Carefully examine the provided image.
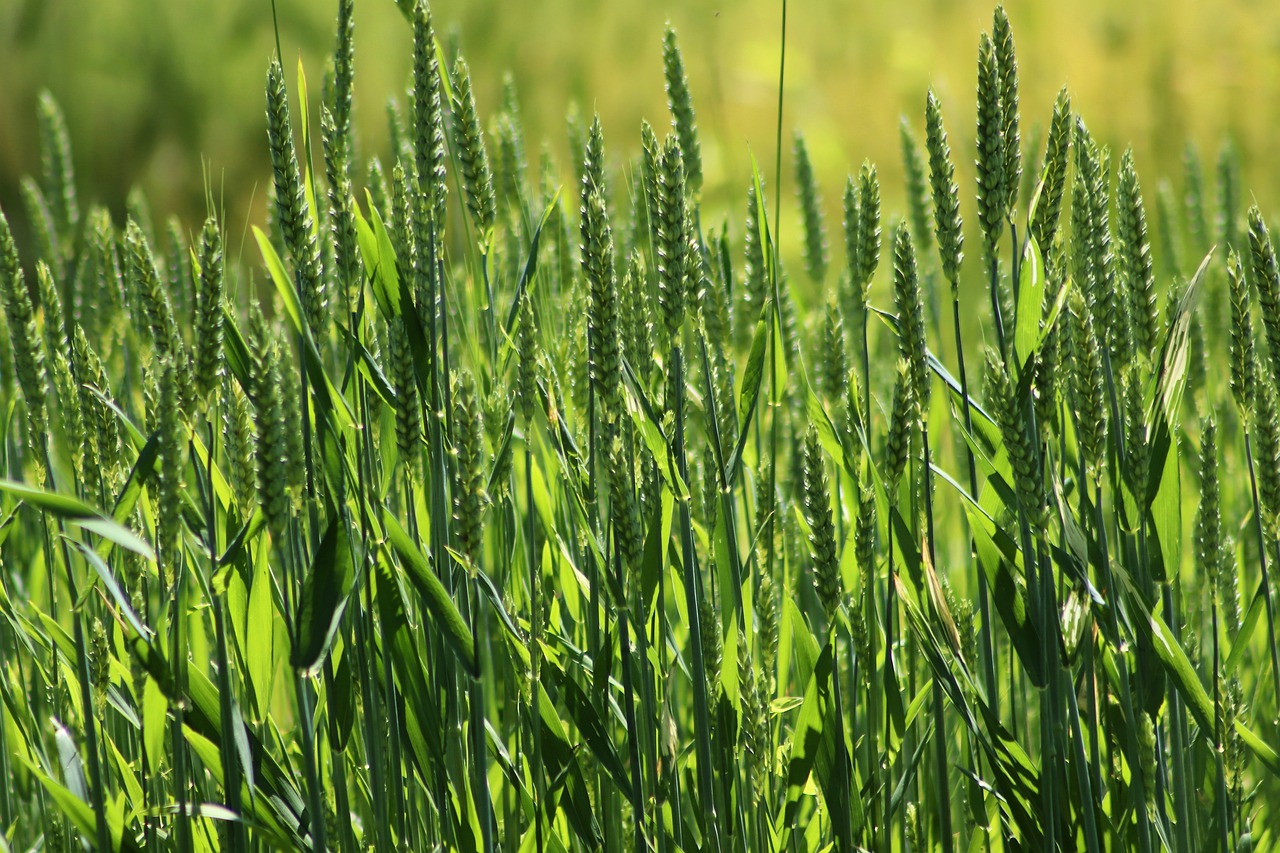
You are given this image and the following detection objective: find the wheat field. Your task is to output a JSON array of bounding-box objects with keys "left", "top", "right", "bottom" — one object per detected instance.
[{"left": 0, "top": 2, "right": 1276, "bottom": 851}]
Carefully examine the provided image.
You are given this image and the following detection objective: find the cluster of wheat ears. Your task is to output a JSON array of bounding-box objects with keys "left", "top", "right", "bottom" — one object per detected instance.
[{"left": 0, "top": 1, "right": 1278, "bottom": 851}]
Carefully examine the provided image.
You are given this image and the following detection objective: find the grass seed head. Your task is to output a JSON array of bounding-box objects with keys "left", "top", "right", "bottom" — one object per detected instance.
[
  {"left": 975, "top": 30, "right": 1006, "bottom": 257},
  {"left": 365, "top": 156, "right": 390, "bottom": 228},
  {"left": 19, "top": 178, "right": 62, "bottom": 285},
  {"left": 265, "top": 58, "right": 327, "bottom": 336},
  {"left": 798, "top": 422, "right": 839, "bottom": 617},
  {"left": 621, "top": 250, "right": 654, "bottom": 375},
  {"left": 857, "top": 162, "right": 881, "bottom": 297},
  {"left": 993, "top": 5, "right": 1021, "bottom": 214},
  {"left": 986, "top": 347, "right": 1046, "bottom": 526},
  {"left": 126, "top": 219, "right": 181, "bottom": 362},
  {"left": 582, "top": 114, "right": 608, "bottom": 203},
  {"left": 1069, "top": 291, "right": 1107, "bottom": 475},
  {"left": 638, "top": 120, "right": 662, "bottom": 247},
  {"left": 702, "top": 229, "right": 734, "bottom": 353},
  {"left": 89, "top": 616, "right": 110, "bottom": 716},
  {"left": 387, "top": 96, "right": 411, "bottom": 170},
  {"left": 842, "top": 365, "right": 864, "bottom": 460},
  {"left": 389, "top": 317, "right": 422, "bottom": 470},
  {"left": 491, "top": 109, "right": 527, "bottom": 217},
  {"left": 412, "top": 3, "right": 448, "bottom": 229},
  {"left": 1222, "top": 536, "right": 1242, "bottom": 637},
  {"left": 698, "top": 592, "right": 722, "bottom": 695},
  {"left": 1252, "top": 377, "right": 1280, "bottom": 533},
  {"left": 1117, "top": 148, "right": 1159, "bottom": 358},
  {"left": 1154, "top": 178, "right": 1183, "bottom": 277},
  {"left": 1121, "top": 371, "right": 1149, "bottom": 500},
  {"left": 1228, "top": 250, "right": 1257, "bottom": 418},
  {"left": 50, "top": 342, "right": 84, "bottom": 479},
  {"left": 409, "top": 168, "right": 438, "bottom": 334},
  {"left": 1034, "top": 307, "right": 1063, "bottom": 434},
  {"left": 656, "top": 136, "right": 689, "bottom": 342},
  {"left": 165, "top": 216, "right": 193, "bottom": 322},
  {"left": 1030, "top": 88, "right": 1072, "bottom": 254},
  {"left": 34, "top": 257, "right": 66, "bottom": 362},
  {"left": 1196, "top": 417, "right": 1224, "bottom": 593},
  {"left": 452, "top": 370, "right": 488, "bottom": 568},
  {"left": 193, "top": 217, "right": 224, "bottom": 405},
  {"left": 222, "top": 379, "right": 258, "bottom": 518},
  {"left": 755, "top": 464, "right": 780, "bottom": 569},
  {"left": 36, "top": 90, "right": 78, "bottom": 243},
  {"left": 72, "top": 325, "right": 121, "bottom": 497},
  {"left": 500, "top": 72, "right": 525, "bottom": 148},
  {"left": 1138, "top": 711, "right": 1158, "bottom": 809},
  {"left": 925, "top": 89, "right": 964, "bottom": 292},
  {"left": 1184, "top": 142, "right": 1210, "bottom": 256},
  {"left": 330, "top": 0, "right": 355, "bottom": 136},
  {"left": 892, "top": 221, "right": 929, "bottom": 417},
  {"left": 156, "top": 359, "right": 186, "bottom": 588},
  {"left": 710, "top": 350, "right": 739, "bottom": 454},
  {"left": 662, "top": 25, "right": 701, "bottom": 193},
  {"left": 855, "top": 484, "right": 876, "bottom": 578},
  {"left": 1070, "top": 133, "right": 1096, "bottom": 297},
  {"left": 516, "top": 290, "right": 539, "bottom": 427},
  {"left": 391, "top": 162, "right": 416, "bottom": 284},
  {"left": 582, "top": 188, "right": 622, "bottom": 424},
  {"left": 0, "top": 207, "right": 49, "bottom": 439},
  {"left": 609, "top": 438, "right": 643, "bottom": 572},
  {"left": 1247, "top": 205, "right": 1280, "bottom": 385},
  {"left": 794, "top": 130, "right": 828, "bottom": 284},
  {"left": 494, "top": 111, "right": 524, "bottom": 220},
  {"left": 565, "top": 287, "right": 591, "bottom": 416},
  {"left": 736, "top": 624, "right": 767, "bottom": 799},
  {"left": 451, "top": 56, "right": 497, "bottom": 235},
  {"left": 755, "top": 569, "right": 779, "bottom": 685},
  {"left": 820, "top": 296, "right": 848, "bottom": 405},
  {"left": 700, "top": 446, "right": 720, "bottom": 532},
  {"left": 885, "top": 359, "right": 914, "bottom": 492},
  {"left": 246, "top": 306, "right": 292, "bottom": 542},
  {"left": 86, "top": 206, "right": 126, "bottom": 336},
  {"left": 842, "top": 175, "right": 862, "bottom": 306},
  {"left": 321, "top": 107, "right": 361, "bottom": 307},
  {"left": 743, "top": 179, "right": 768, "bottom": 318},
  {"left": 900, "top": 118, "right": 933, "bottom": 255}
]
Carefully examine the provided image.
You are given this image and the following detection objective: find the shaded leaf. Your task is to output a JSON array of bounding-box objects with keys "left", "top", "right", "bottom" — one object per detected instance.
[{"left": 290, "top": 513, "right": 355, "bottom": 675}]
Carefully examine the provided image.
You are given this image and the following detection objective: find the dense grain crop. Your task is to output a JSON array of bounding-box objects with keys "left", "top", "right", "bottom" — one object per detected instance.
[{"left": 0, "top": 2, "right": 1278, "bottom": 851}]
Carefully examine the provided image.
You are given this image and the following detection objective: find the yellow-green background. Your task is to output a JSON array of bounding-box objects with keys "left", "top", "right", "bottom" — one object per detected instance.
[{"left": 1, "top": 0, "right": 1275, "bottom": 252}]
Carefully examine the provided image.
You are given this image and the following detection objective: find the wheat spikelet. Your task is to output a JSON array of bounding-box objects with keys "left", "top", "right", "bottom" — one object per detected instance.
[
  {"left": 413, "top": 2, "right": 448, "bottom": 229},
  {"left": 900, "top": 119, "right": 933, "bottom": 255},
  {"left": 794, "top": 130, "right": 828, "bottom": 284},
  {"left": 662, "top": 26, "right": 701, "bottom": 193},
  {"left": 986, "top": 348, "right": 1045, "bottom": 526},
  {"left": 1029, "top": 88, "right": 1071, "bottom": 256},
  {"left": 1228, "top": 250, "right": 1257, "bottom": 418},
  {"left": 975, "top": 31, "right": 1006, "bottom": 258},
  {"left": 452, "top": 370, "right": 488, "bottom": 568},
  {"left": 1117, "top": 148, "right": 1159, "bottom": 357},
  {"left": 452, "top": 57, "right": 497, "bottom": 235},
  {"left": 193, "top": 217, "right": 224, "bottom": 406},
  {"left": 892, "top": 222, "right": 929, "bottom": 417},
  {"left": 19, "top": 177, "right": 62, "bottom": 285},
  {"left": 925, "top": 90, "right": 964, "bottom": 292},
  {"left": 36, "top": 90, "right": 79, "bottom": 243},
  {"left": 265, "top": 58, "right": 327, "bottom": 337},
  {"left": 993, "top": 6, "right": 1021, "bottom": 213}
]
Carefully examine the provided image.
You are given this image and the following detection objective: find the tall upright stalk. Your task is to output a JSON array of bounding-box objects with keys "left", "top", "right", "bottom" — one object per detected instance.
[{"left": 671, "top": 343, "right": 719, "bottom": 850}]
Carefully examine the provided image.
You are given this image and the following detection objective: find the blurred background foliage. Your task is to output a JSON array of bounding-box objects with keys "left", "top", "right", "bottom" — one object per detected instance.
[{"left": 1, "top": 0, "right": 1276, "bottom": 265}]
